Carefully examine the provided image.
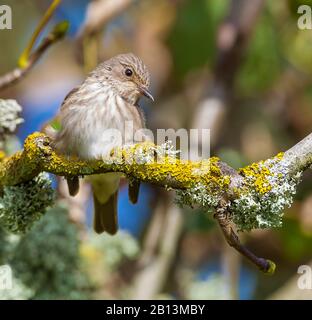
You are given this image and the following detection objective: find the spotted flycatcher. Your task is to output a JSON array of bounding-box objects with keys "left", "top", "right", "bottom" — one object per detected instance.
[{"left": 49, "top": 53, "right": 153, "bottom": 235}]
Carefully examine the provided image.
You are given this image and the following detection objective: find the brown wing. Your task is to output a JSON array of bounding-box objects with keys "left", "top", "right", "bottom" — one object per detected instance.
[
  {"left": 135, "top": 102, "right": 146, "bottom": 128},
  {"left": 44, "top": 87, "right": 82, "bottom": 196},
  {"left": 60, "top": 86, "right": 80, "bottom": 112},
  {"left": 41, "top": 86, "right": 80, "bottom": 135}
]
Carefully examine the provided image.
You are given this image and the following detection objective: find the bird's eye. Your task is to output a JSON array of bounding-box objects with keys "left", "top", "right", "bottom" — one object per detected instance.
[{"left": 125, "top": 68, "right": 133, "bottom": 77}]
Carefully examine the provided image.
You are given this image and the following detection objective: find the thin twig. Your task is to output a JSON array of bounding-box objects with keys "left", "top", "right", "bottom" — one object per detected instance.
[
  {"left": 18, "top": 0, "right": 62, "bottom": 68},
  {"left": 214, "top": 200, "right": 275, "bottom": 274},
  {"left": 0, "top": 19, "right": 68, "bottom": 91}
]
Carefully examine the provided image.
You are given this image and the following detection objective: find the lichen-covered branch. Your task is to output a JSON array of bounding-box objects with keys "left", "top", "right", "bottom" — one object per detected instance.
[
  {"left": 1, "top": 131, "right": 311, "bottom": 273},
  {"left": 0, "top": 132, "right": 231, "bottom": 190},
  {"left": 1, "top": 131, "right": 311, "bottom": 214}
]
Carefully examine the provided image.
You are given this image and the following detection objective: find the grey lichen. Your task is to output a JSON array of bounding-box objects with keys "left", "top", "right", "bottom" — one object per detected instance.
[
  {"left": 0, "top": 99, "right": 24, "bottom": 147},
  {"left": 175, "top": 183, "right": 220, "bottom": 212},
  {"left": 109, "top": 140, "right": 181, "bottom": 165},
  {"left": 231, "top": 155, "right": 301, "bottom": 231},
  {"left": 0, "top": 173, "right": 55, "bottom": 233},
  {"left": 10, "top": 203, "right": 91, "bottom": 299},
  {"left": 175, "top": 153, "right": 301, "bottom": 232}
]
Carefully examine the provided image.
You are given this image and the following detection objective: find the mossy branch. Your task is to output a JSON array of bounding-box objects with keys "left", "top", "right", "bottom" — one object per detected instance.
[{"left": 1, "top": 131, "right": 311, "bottom": 273}]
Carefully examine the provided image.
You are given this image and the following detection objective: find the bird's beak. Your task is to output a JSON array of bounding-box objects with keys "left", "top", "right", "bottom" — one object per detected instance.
[{"left": 139, "top": 86, "right": 154, "bottom": 102}]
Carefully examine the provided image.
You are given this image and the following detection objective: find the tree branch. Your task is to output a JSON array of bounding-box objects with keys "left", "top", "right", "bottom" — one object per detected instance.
[
  {"left": 283, "top": 133, "right": 312, "bottom": 175},
  {"left": 0, "top": 132, "right": 233, "bottom": 189},
  {"left": 215, "top": 201, "right": 275, "bottom": 274},
  {"left": 0, "top": 131, "right": 311, "bottom": 273},
  {"left": 18, "top": 0, "right": 63, "bottom": 68}
]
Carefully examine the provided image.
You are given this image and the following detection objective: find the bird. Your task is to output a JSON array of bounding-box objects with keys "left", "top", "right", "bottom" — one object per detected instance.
[{"left": 47, "top": 53, "right": 154, "bottom": 235}]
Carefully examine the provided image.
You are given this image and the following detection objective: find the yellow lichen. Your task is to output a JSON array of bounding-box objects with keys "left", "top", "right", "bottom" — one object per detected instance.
[
  {"left": 276, "top": 152, "right": 284, "bottom": 160},
  {"left": 0, "top": 150, "right": 6, "bottom": 161},
  {"left": 239, "top": 153, "right": 284, "bottom": 195},
  {"left": 1, "top": 132, "right": 231, "bottom": 195}
]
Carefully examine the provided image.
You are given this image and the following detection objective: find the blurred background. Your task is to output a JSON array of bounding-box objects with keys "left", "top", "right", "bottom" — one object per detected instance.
[{"left": 1, "top": 0, "right": 312, "bottom": 300}]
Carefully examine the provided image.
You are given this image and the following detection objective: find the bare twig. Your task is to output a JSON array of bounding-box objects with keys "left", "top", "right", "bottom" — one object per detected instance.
[
  {"left": 18, "top": 0, "right": 62, "bottom": 68},
  {"left": 215, "top": 200, "right": 275, "bottom": 274},
  {"left": 0, "top": 21, "right": 69, "bottom": 91}
]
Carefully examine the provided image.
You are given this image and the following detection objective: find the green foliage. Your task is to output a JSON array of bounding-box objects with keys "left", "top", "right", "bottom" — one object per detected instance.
[
  {"left": 285, "top": 29, "right": 312, "bottom": 73},
  {"left": 237, "top": 12, "right": 282, "bottom": 95},
  {"left": 0, "top": 173, "right": 55, "bottom": 234},
  {"left": 287, "top": 0, "right": 312, "bottom": 16},
  {"left": 216, "top": 148, "right": 247, "bottom": 170},
  {"left": 184, "top": 210, "right": 216, "bottom": 233},
  {"left": 278, "top": 217, "right": 312, "bottom": 261},
  {"left": 168, "top": 0, "right": 228, "bottom": 81},
  {"left": 10, "top": 203, "right": 91, "bottom": 299}
]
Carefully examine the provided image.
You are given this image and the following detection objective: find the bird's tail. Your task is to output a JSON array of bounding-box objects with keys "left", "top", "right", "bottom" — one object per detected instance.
[
  {"left": 90, "top": 173, "right": 121, "bottom": 235},
  {"left": 93, "top": 190, "right": 118, "bottom": 235},
  {"left": 128, "top": 179, "right": 140, "bottom": 204},
  {"left": 67, "top": 176, "right": 80, "bottom": 196}
]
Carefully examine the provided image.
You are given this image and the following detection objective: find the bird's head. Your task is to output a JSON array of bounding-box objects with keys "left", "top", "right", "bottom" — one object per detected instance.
[{"left": 93, "top": 53, "right": 153, "bottom": 105}]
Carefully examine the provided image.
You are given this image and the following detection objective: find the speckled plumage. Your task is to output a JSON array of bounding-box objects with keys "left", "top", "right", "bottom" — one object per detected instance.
[
  {"left": 54, "top": 53, "right": 150, "bottom": 159},
  {"left": 51, "top": 53, "right": 153, "bottom": 235}
]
